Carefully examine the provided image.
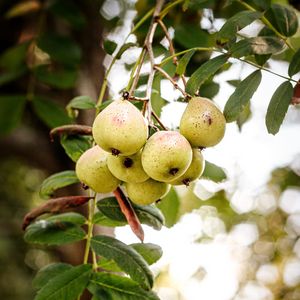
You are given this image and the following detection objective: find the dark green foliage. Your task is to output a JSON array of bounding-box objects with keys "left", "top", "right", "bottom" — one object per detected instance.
[{"left": 202, "top": 161, "right": 227, "bottom": 182}]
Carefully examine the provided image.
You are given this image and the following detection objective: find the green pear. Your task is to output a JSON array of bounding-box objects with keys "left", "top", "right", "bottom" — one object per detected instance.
[
  {"left": 107, "top": 150, "right": 149, "bottom": 183},
  {"left": 169, "top": 149, "right": 205, "bottom": 186},
  {"left": 125, "top": 178, "right": 170, "bottom": 205},
  {"left": 92, "top": 99, "right": 148, "bottom": 156},
  {"left": 141, "top": 131, "right": 193, "bottom": 182},
  {"left": 180, "top": 97, "right": 226, "bottom": 147},
  {"left": 75, "top": 145, "right": 120, "bottom": 193}
]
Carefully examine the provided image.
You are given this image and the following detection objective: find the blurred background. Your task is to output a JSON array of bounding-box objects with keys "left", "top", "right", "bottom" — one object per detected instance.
[{"left": 0, "top": 0, "right": 300, "bottom": 299}]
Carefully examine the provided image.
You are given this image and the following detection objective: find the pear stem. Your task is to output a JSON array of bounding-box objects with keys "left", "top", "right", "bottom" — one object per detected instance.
[{"left": 151, "top": 111, "right": 168, "bottom": 130}]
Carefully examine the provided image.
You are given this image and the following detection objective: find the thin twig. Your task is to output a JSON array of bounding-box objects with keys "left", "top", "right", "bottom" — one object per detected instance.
[
  {"left": 151, "top": 110, "right": 168, "bottom": 130},
  {"left": 154, "top": 65, "right": 190, "bottom": 98}
]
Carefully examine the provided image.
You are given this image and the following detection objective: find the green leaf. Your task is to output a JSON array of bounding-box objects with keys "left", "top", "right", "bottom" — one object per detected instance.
[
  {"left": 67, "top": 96, "right": 96, "bottom": 110},
  {"left": 91, "top": 235, "right": 153, "bottom": 289},
  {"left": 176, "top": 50, "right": 195, "bottom": 76},
  {"left": 97, "top": 99, "right": 114, "bottom": 111},
  {"left": 151, "top": 76, "right": 166, "bottom": 117},
  {"left": 97, "top": 258, "right": 122, "bottom": 273},
  {"left": 264, "top": 4, "right": 298, "bottom": 37},
  {"left": 46, "top": 212, "right": 86, "bottom": 225},
  {"left": 0, "top": 67, "right": 27, "bottom": 86},
  {"left": 230, "top": 36, "right": 284, "bottom": 58},
  {"left": 60, "top": 134, "right": 92, "bottom": 162},
  {"left": 186, "top": 54, "right": 228, "bottom": 95},
  {"left": 218, "top": 11, "right": 262, "bottom": 43},
  {"left": 32, "top": 96, "right": 72, "bottom": 128},
  {"left": 89, "top": 273, "right": 160, "bottom": 300},
  {"left": 116, "top": 43, "right": 137, "bottom": 60},
  {"left": 40, "top": 170, "right": 79, "bottom": 199},
  {"left": 34, "top": 65, "right": 78, "bottom": 89},
  {"left": 93, "top": 211, "right": 126, "bottom": 227},
  {"left": 103, "top": 40, "right": 118, "bottom": 55},
  {"left": 0, "top": 41, "right": 30, "bottom": 70},
  {"left": 97, "top": 197, "right": 164, "bottom": 230},
  {"left": 288, "top": 48, "right": 300, "bottom": 77},
  {"left": 156, "top": 187, "right": 180, "bottom": 228},
  {"left": 35, "top": 264, "right": 92, "bottom": 300},
  {"left": 33, "top": 263, "right": 72, "bottom": 290},
  {"left": 265, "top": 81, "right": 293, "bottom": 135},
  {"left": 202, "top": 161, "right": 227, "bottom": 182},
  {"left": 0, "top": 95, "right": 26, "bottom": 135},
  {"left": 224, "top": 70, "right": 262, "bottom": 122},
  {"left": 200, "top": 81, "right": 220, "bottom": 99},
  {"left": 48, "top": 0, "right": 86, "bottom": 30},
  {"left": 24, "top": 220, "right": 86, "bottom": 245},
  {"left": 130, "top": 243, "right": 162, "bottom": 265},
  {"left": 174, "top": 25, "right": 210, "bottom": 48},
  {"left": 37, "top": 34, "right": 81, "bottom": 66},
  {"left": 237, "top": 102, "right": 252, "bottom": 131}
]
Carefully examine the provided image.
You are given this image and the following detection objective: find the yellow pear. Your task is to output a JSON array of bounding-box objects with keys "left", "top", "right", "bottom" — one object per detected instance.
[
  {"left": 107, "top": 150, "right": 149, "bottom": 183},
  {"left": 125, "top": 178, "right": 170, "bottom": 205},
  {"left": 180, "top": 97, "right": 226, "bottom": 147},
  {"left": 92, "top": 99, "right": 148, "bottom": 155},
  {"left": 141, "top": 131, "right": 193, "bottom": 182},
  {"left": 75, "top": 145, "right": 120, "bottom": 193},
  {"left": 169, "top": 149, "right": 205, "bottom": 186}
]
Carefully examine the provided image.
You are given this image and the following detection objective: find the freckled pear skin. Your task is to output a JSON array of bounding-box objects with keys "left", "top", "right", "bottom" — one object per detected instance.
[
  {"left": 75, "top": 146, "right": 120, "bottom": 193},
  {"left": 180, "top": 97, "right": 226, "bottom": 147},
  {"left": 107, "top": 150, "right": 149, "bottom": 183},
  {"left": 141, "top": 131, "right": 193, "bottom": 182},
  {"left": 125, "top": 179, "right": 170, "bottom": 205},
  {"left": 169, "top": 149, "right": 205, "bottom": 185},
  {"left": 92, "top": 99, "right": 148, "bottom": 155}
]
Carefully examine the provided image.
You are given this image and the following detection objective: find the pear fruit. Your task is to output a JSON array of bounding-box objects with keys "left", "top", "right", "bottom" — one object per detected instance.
[
  {"left": 107, "top": 150, "right": 149, "bottom": 183},
  {"left": 125, "top": 178, "right": 170, "bottom": 205},
  {"left": 169, "top": 149, "right": 205, "bottom": 186},
  {"left": 141, "top": 131, "right": 193, "bottom": 182},
  {"left": 76, "top": 145, "right": 120, "bottom": 193},
  {"left": 180, "top": 97, "right": 226, "bottom": 147},
  {"left": 92, "top": 99, "right": 148, "bottom": 156}
]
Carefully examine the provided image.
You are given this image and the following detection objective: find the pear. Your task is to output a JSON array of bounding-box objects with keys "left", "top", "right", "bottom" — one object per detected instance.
[
  {"left": 125, "top": 178, "right": 170, "bottom": 205},
  {"left": 107, "top": 150, "right": 149, "bottom": 183},
  {"left": 169, "top": 149, "right": 205, "bottom": 186},
  {"left": 92, "top": 99, "right": 148, "bottom": 156},
  {"left": 141, "top": 131, "right": 193, "bottom": 182},
  {"left": 75, "top": 145, "right": 120, "bottom": 193},
  {"left": 180, "top": 97, "right": 226, "bottom": 147}
]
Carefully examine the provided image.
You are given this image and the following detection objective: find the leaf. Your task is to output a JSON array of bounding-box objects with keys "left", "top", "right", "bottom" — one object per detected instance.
[
  {"left": 37, "top": 34, "right": 81, "bottom": 66},
  {"left": 24, "top": 219, "right": 86, "bottom": 245},
  {"left": 156, "top": 187, "right": 180, "bottom": 228},
  {"left": 176, "top": 50, "right": 195, "bottom": 76},
  {"left": 93, "top": 211, "right": 126, "bottom": 227},
  {"left": 130, "top": 243, "right": 162, "bottom": 265},
  {"left": 0, "top": 67, "right": 27, "bottom": 86},
  {"left": 40, "top": 170, "right": 79, "bottom": 199},
  {"left": 265, "top": 81, "right": 293, "bottom": 135},
  {"left": 151, "top": 76, "right": 166, "bottom": 117},
  {"left": 5, "top": 1, "right": 40, "bottom": 18},
  {"left": 116, "top": 43, "right": 137, "bottom": 59},
  {"left": 33, "top": 263, "right": 72, "bottom": 290},
  {"left": 202, "top": 161, "right": 227, "bottom": 182},
  {"left": 264, "top": 4, "right": 298, "bottom": 37},
  {"left": 103, "top": 40, "right": 118, "bottom": 55},
  {"left": 218, "top": 11, "right": 262, "bottom": 43},
  {"left": 35, "top": 264, "right": 92, "bottom": 300},
  {"left": 46, "top": 212, "right": 86, "bottom": 225},
  {"left": 229, "top": 36, "right": 284, "bottom": 58},
  {"left": 34, "top": 65, "right": 78, "bottom": 89},
  {"left": 186, "top": 54, "right": 228, "bottom": 95},
  {"left": 0, "top": 95, "right": 26, "bottom": 135},
  {"left": 89, "top": 273, "right": 160, "bottom": 300},
  {"left": 97, "top": 197, "right": 164, "bottom": 230},
  {"left": 224, "top": 70, "right": 262, "bottom": 122},
  {"left": 200, "top": 81, "right": 220, "bottom": 99},
  {"left": 97, "top": 99, "right": 114, "bottom": 111},
  {"left": 48, "top": 0, "right": 86, "bottom": 30},
  {"left": 60, "top": 134, "right": 92, "bottom": 162},
  {"left": 32, "top": 96, "right": 72, "bottom": 128},
  {"left": 91, "top": 235, "right": 153, "bottom": 289},
  {"left": 237, "top": 102, "right": 252, "bottom": 131},
  {"left": 0, "top": 41, "right": 30, "bottom": 70},
  {"left": 288, "top": 48, "right": 300, "bottom": 77},
  {"left": 67, "top": 96, "right": 96, "bottom": 110}
]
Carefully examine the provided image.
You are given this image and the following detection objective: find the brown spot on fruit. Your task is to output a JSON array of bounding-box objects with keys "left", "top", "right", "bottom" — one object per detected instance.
[
  {"left": 123, "top": 157, "right": 133, "bottom": 168},
  {"left": 169, "top": 168, "right": 179, "bottom": 175},
  {"left": 111, "top": 148, "right": 120, "bottom": 156}
]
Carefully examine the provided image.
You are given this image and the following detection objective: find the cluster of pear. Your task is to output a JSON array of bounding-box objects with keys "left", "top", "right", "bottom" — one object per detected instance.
[{"left": 76, "top": 97, "right": 226, "bottom": 205}]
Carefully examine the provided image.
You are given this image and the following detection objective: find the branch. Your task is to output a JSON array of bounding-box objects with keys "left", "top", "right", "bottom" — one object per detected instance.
[{"left": 49, "top": 125, "right": 92, "bottom": 142}]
